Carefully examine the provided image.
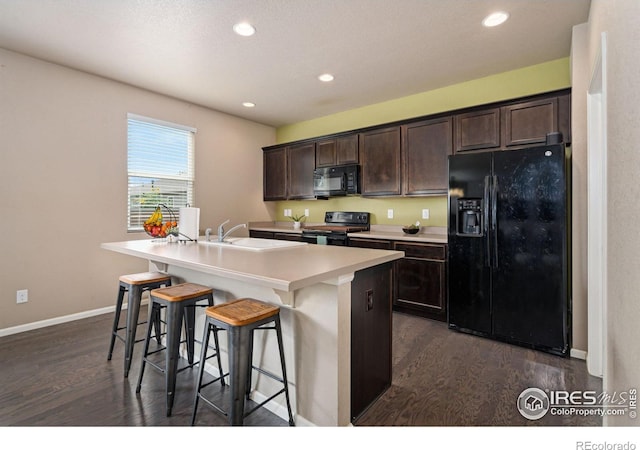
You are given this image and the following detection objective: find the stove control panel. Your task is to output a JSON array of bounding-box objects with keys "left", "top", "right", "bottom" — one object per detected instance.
[{"left": 324, "top": 211, "right": 370, "bottom": 225}]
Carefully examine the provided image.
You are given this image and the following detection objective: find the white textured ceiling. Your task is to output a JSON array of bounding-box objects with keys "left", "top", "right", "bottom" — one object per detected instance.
[{"left": 0, "top": 0, "right": 591, "bottom": 127}]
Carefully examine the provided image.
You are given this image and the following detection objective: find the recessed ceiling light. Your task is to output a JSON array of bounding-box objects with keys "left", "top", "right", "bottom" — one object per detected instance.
[
  {"left": 318, "top": 73, "right": 334, "bottom": 82},
  {"left": 482, "top": 11, "right": 509, "bottom": 27},
  {"left": 233, "top": 22, "right": 255, "bottom": 37},
  {"left": 242, "top": 102, "right": 255, "bottom": 108}
]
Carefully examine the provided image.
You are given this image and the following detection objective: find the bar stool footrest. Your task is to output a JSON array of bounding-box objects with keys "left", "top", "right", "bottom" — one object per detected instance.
[
  {"left": 243, "top": 388, "right": 287, "bottom": 420},
  {"left": 198, "top": 393, "right": 228, "bottom": 417},
  {"left": 199, "top": 372, "right": 228, "bottom": 390},
  {"left": 250, "top": 365, "right": 286, "bottom": 385}
]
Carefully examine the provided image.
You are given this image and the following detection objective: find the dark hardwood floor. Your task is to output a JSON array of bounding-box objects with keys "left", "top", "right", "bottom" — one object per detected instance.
[
  {"left": 0, "top": 306, "right": 285, "bottom": 427},
  {"left": 0, "top": 308, "right": 601, "bottom": 427},
  {"left": 355, "top": 312, "right": 602, "bottom": 427}
]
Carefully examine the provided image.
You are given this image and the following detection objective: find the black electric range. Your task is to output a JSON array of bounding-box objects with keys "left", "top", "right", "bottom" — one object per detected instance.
[{"left": 301, "top": 211, "right": 370, "bottom": 246}]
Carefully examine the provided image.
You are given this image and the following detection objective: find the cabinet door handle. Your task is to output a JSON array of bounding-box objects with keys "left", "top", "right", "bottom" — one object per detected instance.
[{"left": 366, "top": 289, "right": 374, "bottom": 311}]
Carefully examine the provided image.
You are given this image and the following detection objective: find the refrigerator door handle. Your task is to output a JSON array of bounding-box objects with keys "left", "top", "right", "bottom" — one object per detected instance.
[
  {"left": 483, "top": 175, "right": 491, "bottom": 267},
  {"left": 491, "top": 174, "right": 499, "bottom": 268}
]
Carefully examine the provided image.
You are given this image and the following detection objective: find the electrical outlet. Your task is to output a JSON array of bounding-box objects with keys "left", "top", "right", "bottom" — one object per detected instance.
[
  {"left": 422, "top": 209, "right": 430, "bottom": 219},
  {"left": 17, "top": 289, "right": 28, "bottom": 304},
  {"left": 304, "top": 208, "right": 309, "bottom": 217},
  {"left": 387, "top": 209, "right": 394, "bottom": 219},
  {"left": 284, "top": 209, "right": 291, "bottom": 217}
]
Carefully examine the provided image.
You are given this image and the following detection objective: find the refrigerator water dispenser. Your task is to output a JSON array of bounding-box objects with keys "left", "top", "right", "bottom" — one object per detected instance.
[{"left": 457, "top": 198, "right": 483, "bottom": 236}]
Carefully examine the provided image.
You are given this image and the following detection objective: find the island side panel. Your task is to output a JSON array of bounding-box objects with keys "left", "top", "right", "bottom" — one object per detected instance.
[
  {"left": 350, "top": 262, "right": 393, "bottom": 422},
  {"left": 160, "top": 263, "right": 351, "bottom": 426},
  {"left": 292, "top": 279, "right": 352, "bottom": 426}
]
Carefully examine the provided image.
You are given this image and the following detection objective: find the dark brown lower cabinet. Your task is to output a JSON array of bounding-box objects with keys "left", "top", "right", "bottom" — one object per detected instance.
[
  {"left": 393, "top": 242, "right": 447, "bottom": 322},
  {"left": 349, "top": 237, "right": 448, "bottom": 322},
  {"left": 351, "top": 262, "right": 393, "bottom": 422},
  {"left": 348, "top": 237, "right": 392, "bottom": 250},
  {"left": 273, "top": 232, "right": 304, "bottom": 241},
  {"left": 249, "top": 230, "right": 303, "bottom": 241},
  {"left": 248, "top": 230, "right": 275, "bottom": 239}
]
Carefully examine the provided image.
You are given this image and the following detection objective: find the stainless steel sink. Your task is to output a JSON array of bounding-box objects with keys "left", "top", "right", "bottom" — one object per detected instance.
[{"left": 200, "top": 237, "right": 307, "bottom": 252}]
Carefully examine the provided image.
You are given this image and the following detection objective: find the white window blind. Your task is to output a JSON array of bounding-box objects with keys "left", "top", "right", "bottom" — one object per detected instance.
[{"left": 127, "top": 114, "right": 195, "bottom": 231}]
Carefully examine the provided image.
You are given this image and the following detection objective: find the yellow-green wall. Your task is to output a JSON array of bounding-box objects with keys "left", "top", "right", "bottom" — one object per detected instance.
[
  {"left": 278, "top": 196, "right": 447, "bottom": 227},
  {"left": 274, "top": 58, "right": 571, "bottom": 227}
]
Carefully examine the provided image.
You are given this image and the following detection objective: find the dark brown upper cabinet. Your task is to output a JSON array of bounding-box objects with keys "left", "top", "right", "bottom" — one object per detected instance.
[
  {"left": 263, "top": 142, "right": 315, "bottom": 201},
  {"left": 315, "top": 139, "right": 336, "bottom": 167},
  {"left": 557, "top": 92, "right": 572, "bottom": 144},
  {"left": 454, "top": 91, "right": 571, "bottom": 154},
  {"left": 315, "top": 134, "right": 359, "bottom": 167},
  {"left": 286, "top": 142, "right": 316, "bottom": 199},
  {"left": 359, "top": 127, "right": 402, "bottom": 196},
  {"left": 263, "top": 147, "right": 287, "bottom": 201},
  {"left": 502, "top": 97, "right": 558, "bottom": 147},
  {"left": 264, "top": 89, "right": 571, "bottom": 200},
  {"left": 454, "top": 108, "right": 501, "bottom": 153},
  {"left": 402, "top": 117, "right": 453, "bottom": 195}
]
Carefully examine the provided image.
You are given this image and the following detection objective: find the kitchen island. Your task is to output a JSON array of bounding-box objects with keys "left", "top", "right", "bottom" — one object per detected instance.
[{"left": 101, "top": 238, "right": 403, "bottom": 426}]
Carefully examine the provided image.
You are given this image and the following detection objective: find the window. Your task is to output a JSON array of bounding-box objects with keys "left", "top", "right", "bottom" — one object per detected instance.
[{"left": 127, "top": 113, "right": 195, "bottom": 231}]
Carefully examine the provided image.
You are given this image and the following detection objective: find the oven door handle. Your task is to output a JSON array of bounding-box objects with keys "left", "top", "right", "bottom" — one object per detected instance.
[{"left": 303, "top": 230, "right": 331, "bottom": 236}]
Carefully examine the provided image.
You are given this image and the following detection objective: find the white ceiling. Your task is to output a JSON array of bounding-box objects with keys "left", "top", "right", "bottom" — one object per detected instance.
[{"left": 0, "top": 0, "right": 591, "bottom": 127}]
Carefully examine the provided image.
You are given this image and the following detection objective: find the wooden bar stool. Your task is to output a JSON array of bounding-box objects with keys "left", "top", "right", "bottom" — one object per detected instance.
[
  {"left": 191, "top": 298, "right": 295, "bottom": 426},
  {"left": 107, "top": 271, "right": 172, "bottom": 377},
  {"left": 136, "top": 282, "right": 215, "bottom": 417}
]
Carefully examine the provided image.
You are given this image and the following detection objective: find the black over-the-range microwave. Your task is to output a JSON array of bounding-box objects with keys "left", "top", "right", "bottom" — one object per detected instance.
[{"left": 313, "top": 164, "right": 360, "bottom": 197}]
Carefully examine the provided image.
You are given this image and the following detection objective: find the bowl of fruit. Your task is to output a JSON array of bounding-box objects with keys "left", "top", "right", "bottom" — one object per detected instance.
[
  {"left": 402, "top": 221, "right": 421, "bottom": 235},
  {"left": 143, "top": 205, "right": 179, "bottom": 239}
]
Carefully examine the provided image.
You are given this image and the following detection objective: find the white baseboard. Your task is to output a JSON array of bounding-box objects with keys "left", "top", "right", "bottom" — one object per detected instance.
[
  {"left": 0, "top": 301, "right": 148, "bottom": 338},
  {"left": 570, "top": 348, "right": 587, "bottom": 360}
]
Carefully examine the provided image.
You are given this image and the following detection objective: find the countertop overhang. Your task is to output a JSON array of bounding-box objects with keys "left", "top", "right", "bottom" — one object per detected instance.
[{"left": 101, "top": 239, "right": 403, "bottom": 294}]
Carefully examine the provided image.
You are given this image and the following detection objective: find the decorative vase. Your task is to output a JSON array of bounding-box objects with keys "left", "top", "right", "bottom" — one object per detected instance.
[{"left": 293, "top": 221, "right": 301, "bottom": 230}]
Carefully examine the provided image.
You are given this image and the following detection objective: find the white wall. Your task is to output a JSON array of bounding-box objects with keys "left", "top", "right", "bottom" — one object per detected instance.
[
  {"left": 0, "top": 48, "right": 275, "bottom": 330},
  {"left": 572, "top": 0, "right": 640, "bottom": 426}
]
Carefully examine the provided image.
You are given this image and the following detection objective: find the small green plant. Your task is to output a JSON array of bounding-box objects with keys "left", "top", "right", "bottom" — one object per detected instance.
[{"left": 291, "top": 213, "right": 306, "bottom": 222}]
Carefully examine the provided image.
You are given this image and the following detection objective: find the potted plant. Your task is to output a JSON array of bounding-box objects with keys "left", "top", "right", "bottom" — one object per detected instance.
[{"left": 291, "top": 213, "right": 306, "bottom": 230}]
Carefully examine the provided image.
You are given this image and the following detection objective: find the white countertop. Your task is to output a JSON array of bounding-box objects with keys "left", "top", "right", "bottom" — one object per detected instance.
[
  {"left": 351, "top": 229, "right": 448, "bottom": 244},
  {"left": 101, "top": 238, "right": 403, "bottom": 292},
  {"left": 248, "top": 221, "right": 448, "bottom": 244}
]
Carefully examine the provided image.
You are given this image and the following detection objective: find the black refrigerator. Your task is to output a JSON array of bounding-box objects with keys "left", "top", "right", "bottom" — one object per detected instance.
[{"left": 447, "top": 143, "right": 571, "bottom": 356}]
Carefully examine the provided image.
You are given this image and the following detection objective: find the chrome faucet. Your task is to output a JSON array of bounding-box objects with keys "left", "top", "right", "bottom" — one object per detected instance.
[{"left": 217, "top": 219, "right": 247, "bottom": 242}]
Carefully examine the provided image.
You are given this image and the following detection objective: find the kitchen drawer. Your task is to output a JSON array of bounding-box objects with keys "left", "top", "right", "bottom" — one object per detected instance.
[
  {"left": 249, "top": 230, "right": 275, "bottom": 239},
  {"left": 274, "top": 232, "right": 304, "bottom": 242},
  {"left": 349, "top": 237, "right": 393, "bottom": 250},
  {"left": 393, "top": 242, "right": 446, "bottom": 260}
]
